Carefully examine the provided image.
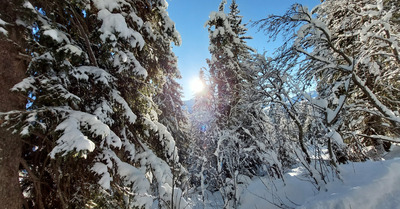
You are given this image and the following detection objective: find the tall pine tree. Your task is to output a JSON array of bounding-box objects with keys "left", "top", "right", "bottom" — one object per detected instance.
[
  {"left": 204, "top": 1, "right": 282, "bottom": 207},
  {"left": 1, "top": 0, "right": 188, "bottom": 208}
]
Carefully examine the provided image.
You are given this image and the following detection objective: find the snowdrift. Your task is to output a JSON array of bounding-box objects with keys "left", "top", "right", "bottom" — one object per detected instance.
[{"left": 240, "top": 156, "right": 400, "bottom": 209}]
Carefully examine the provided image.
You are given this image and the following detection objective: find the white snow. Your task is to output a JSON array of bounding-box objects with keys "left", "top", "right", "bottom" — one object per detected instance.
[
  {"left": 353, "top": 73, "right": 400, "bottom": 123},
  {"left": 50, "top": 117, "right": 96, "bottom": 159},
  {"left": 327, "top": 95, "right": 345, "bottom": 124},
  {"left": 43, "top": 29, "right": 70, "bottom": 43},
  {"left": 0, "top": 18, "right": 7, "bottom": 36},
  {"left": 239, "top": 155, "right": 400, "bottom": 209},
  {"left": 356, "top": 134, "right": 400, "bottom": 143},
  {"left": 159, "top": 10, "right": 181, "bottom": 45},
  {"left": 112, "top": 90, "right": 137, "bottom": 124},
  {"left": 49, "top": 110, "right": 118, "bottom": 158},
  {"left": 121, "top": 128, "right": 136, "bottom": 160},
  {"left": 113, "top": 50, "right": 148, "bottom": 78},
  {"left": 155, "top": 120, "right": 177, "bottom": 159},
  {"left": 94, "top": 100, "right": 115, "bottom": 126},
  {"left": 97, "top": 9, "right": 145, "bottom": 49},
  {"left": 0, "top": 27, "right": 7, "bottom": 36},
  {"left": 20, "top": 112, "right": 38, "bottom": 136},
  {"left": 188, "top": 146, "right": 400, "bottom": 209},
  {"left": 58, "top": 44, "right": 85, "bottom": 56},
  {"left": 134, "top": 143, "right": 184, "bottom": 208},
  {"left": 95, "top": 149, "right": 154, "bottom": 208},
  {"left": 93, "top": 0, "right": 125, "bottom": 11},
  {"left": 129, "top": 12, "right": 144, "bottom": 28},
  {"left": 22, "top": 1, "right": 35, "bottom": 11},
  {"left": 139, "top": 117, "right": 178, "bottom": 162},
  {"left": 313, "top": 98, "right": 328, "bottom": 109},
  {"left": 299, "top": 160, "right": 400, "bottom": 209},
  {"left": 11, "top": 76, "right": 37, "bottom": 92},
  {"left": 73, "top": 66, "right": 115, "bottom": 86},
  {"left": 91, "top": 162, "right": 112, "bottom": 190}
]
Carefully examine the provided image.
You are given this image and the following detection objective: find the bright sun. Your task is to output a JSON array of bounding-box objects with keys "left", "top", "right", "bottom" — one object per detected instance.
[{"left": 190, "top": 77, "right": 205, "bottom": 94}]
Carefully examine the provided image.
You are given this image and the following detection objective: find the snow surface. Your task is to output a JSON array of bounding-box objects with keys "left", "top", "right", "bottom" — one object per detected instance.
[
  {"left": 239, "top": 154, "right": 400, "bottom": 209},
  {"left": 192, "top": 146, "right": 400, "bottom": 209}
]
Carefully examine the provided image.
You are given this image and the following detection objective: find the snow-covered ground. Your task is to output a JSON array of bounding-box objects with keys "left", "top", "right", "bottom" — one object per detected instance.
[
  {"left": 192, "top": 145, "right": 400, "bottom": 209},
  {"left": 242, "top": 147, "right": 400, "bottom": 209}
]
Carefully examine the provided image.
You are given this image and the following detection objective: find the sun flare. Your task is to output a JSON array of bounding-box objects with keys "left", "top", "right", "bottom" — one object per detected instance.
[{"left": 190, "top": 77, "right": 205, "bottom": 94}]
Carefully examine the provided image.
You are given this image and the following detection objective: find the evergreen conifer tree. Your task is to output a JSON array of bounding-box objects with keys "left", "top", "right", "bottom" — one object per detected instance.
[
  {"left": 204, "top": 1, "right": 282, "bottom": 207},
  {"left": 1, "top": 0, "right": 188, "bottom": 208},
  {"left": 189, "top": 69, "right": 217, "bottom": 191}
]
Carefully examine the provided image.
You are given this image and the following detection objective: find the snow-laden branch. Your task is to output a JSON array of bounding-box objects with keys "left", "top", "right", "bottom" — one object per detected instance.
[
  {"left": 351, "top": 73, "right": 400, "bottom": 124},
  {"left": 50, "top": 108, "right": 122, "bottom": 158},
  {"left": 291, "top": 3, "right": 400, "bottom": 127},
  {"left": 352, "top": 133, "right": 400, "bottom": 143}
]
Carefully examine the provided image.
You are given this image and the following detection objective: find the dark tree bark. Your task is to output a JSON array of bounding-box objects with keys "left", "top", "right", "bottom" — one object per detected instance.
[{"left": 0, "top": 1, "right": 28, "bottom": 208}]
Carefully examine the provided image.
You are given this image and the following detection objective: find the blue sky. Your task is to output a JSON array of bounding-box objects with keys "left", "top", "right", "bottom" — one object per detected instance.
[{"left": 167, "top": 0, "right": 319, "bottom": 100}]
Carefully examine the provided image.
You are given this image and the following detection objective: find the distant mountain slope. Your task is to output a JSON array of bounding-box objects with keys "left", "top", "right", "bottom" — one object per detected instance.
[{"left": 183, "top": 99, "right": 194, "bottom": 113}]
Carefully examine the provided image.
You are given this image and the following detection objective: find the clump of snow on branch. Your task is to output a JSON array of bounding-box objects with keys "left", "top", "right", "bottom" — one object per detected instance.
[
  {"left": 97, "top": 9, "right": 145, "bottom": 49},
  {"left": 49, "top": 110, "right": 121, "bottom": 158},
  {"left": 0, "top": 17, "right": 8, "bottom": 36}
]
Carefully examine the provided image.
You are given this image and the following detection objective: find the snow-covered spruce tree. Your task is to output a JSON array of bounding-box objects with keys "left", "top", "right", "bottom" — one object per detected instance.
[
  {"left": 153, "top": 50, "right": 190, "bottom": 184},
  {"left": 256, "top": 0, "right": 400, "bottom": 163},
  {"left": 188, "top": 69, "right": 219, "bottom": 197},
  {"left": 206, "top": 0, "right": 254, "bottom": 123},
  {"left": 2, "top": 0, "right": 188, "bottom": 208},
  {"left": 141, "top": 0, "right": 191, "bottom": 200},
  {"left": 205, "top": 1, "right": 282, "bottom": 207},
  {"left": 151, "top": 18, "right": 191, "bottom": 200}
]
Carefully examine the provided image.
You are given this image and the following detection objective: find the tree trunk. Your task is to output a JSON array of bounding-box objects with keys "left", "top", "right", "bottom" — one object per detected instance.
[{"left": 0, "top": 1, "right": 28, "bottom": 207}]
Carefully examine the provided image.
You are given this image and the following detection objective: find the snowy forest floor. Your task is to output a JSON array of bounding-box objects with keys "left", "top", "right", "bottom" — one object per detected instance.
[{"left": 189, "top": 145, "right": 400, "bottom": 209}]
